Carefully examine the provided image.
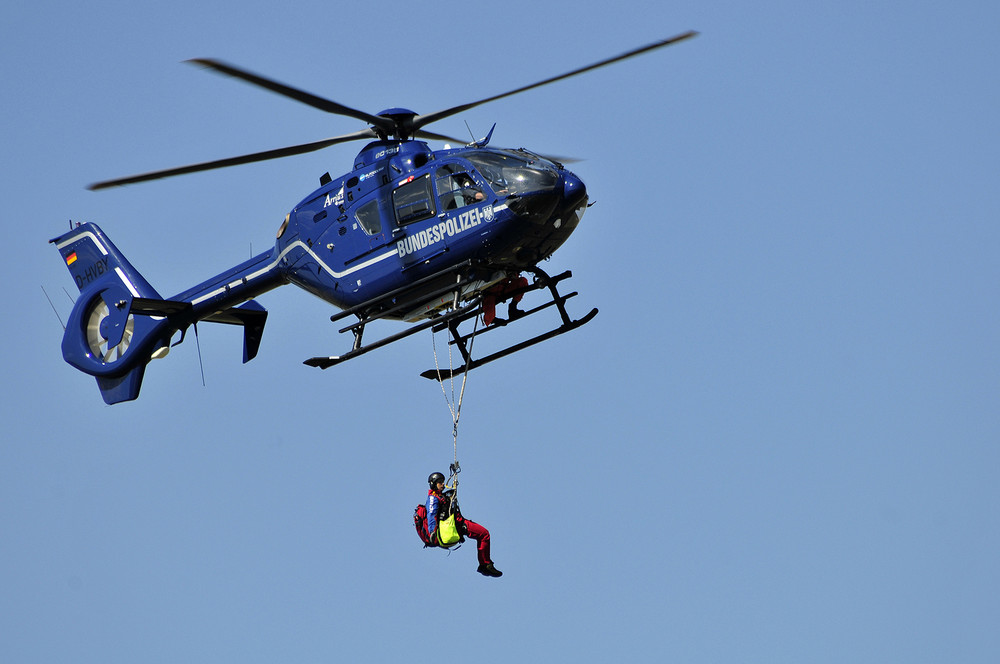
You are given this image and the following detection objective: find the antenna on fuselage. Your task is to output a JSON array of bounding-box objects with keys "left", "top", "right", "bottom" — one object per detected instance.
[
  {"left": 193, "top": 323, "right": 206, "bottom": 387},
  {"left": 41, "top": 285, "right": 66, "bottom": 330}
]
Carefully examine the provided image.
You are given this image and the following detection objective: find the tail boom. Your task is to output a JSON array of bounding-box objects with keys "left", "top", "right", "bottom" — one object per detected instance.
[{"left": 51, "top": 222, "right": 282, "bottom": 404}]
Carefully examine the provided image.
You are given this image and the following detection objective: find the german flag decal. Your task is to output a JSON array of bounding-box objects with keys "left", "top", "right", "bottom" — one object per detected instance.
[{"left": 66, "top": 252, "right": 77, "bottom": 265}]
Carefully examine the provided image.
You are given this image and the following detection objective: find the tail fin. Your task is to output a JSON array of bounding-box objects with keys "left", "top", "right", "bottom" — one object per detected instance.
[
  {"left": 51, "top": 222, "right": 273, "bottom": 404},
  {"left": 50, "top": 223, "right": 167, "bottom": 404},
  {"left": 52, "top": 222, "right": 160, "bottom": 299}
]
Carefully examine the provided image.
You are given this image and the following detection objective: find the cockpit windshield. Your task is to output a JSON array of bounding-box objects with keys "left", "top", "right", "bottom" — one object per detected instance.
[{"left": 465, "top": 150, "right": 559, "bottom": 197}]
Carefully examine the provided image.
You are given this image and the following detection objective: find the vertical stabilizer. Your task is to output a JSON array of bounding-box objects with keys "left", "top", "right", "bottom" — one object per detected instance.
[
  {"left": 52, "top": 223, "right": 160, "bottom": 298},
  {"left": 50, "top": 223, "right": 165, "bottom": 404}
]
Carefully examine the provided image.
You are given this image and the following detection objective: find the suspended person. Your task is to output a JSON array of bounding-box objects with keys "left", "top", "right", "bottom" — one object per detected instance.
[{"left": 422, "top": 471, "right": 502, "bottom": 577}]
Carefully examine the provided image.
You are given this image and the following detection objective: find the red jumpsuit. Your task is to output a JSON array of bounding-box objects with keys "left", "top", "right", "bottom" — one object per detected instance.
[
  {"left": 482, "top": 276, "right": 529, "bottom": 326},
  {"left": 426, "top": 488, "right": 493, "bottom": 567}
]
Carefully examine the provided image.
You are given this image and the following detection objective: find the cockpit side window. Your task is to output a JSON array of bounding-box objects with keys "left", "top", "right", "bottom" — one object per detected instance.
[
  {"left": 393, "top": 175, "right": 436, "bottom": 225},
  {"left": 435, "top": 167, "right": 486, "bottom": 211},
  {"left": 354, "top": 199, "right": 381, "bottom": 235}
]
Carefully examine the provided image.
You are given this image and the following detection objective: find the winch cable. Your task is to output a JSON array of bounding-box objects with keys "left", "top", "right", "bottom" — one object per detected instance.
[{"left": 430, "top": 303, "right": 481, "bottom": 499}]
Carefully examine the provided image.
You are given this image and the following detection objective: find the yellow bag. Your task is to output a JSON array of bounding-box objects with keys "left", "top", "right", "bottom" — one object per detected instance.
[{"left": 436, "top": 513, "right": 461, "bottom": 547}]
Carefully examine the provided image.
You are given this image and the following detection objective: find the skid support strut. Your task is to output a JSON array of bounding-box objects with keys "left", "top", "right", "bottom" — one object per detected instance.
[
  {"left": 303, "top": 262, "right": 597, "bottom": 376},
  {"left": 418, "top": 266, "right": 598, "bottom": 380}
]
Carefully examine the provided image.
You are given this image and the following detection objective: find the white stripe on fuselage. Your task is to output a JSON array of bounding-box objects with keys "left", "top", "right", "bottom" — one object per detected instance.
[
  {"left": 70, "top": 202, "right": 507, "bottom": 308},
  {"left": 56, "top": 230, "right": 109, "bottom": 255},
  {"left": 189, "top": 204, "right": 510, "bottom": 305},
  {"left": 190, "top": 240, "right": 397, "bottom": 306}
]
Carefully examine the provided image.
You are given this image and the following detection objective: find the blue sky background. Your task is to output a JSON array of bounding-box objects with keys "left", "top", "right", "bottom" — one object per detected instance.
[{"left": 3, "top": 1, "right": 998, "bottom": 662}]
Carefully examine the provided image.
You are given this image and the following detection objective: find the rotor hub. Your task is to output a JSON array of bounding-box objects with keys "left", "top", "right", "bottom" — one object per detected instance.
[{"left": 374, "top": 108, "right": 418, "bottom": 140}]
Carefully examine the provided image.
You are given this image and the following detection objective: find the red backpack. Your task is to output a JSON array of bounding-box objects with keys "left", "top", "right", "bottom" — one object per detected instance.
[{"left": 413, "top": 503, "right": 434, "bottom": 547}]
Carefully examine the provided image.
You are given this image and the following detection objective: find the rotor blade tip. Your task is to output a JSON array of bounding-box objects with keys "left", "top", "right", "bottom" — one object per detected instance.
[{"left": 185, "top": 57, "right": 219, "bottom": 69}]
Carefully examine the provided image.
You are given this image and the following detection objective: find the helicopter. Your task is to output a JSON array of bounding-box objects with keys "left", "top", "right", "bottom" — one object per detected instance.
[{"left": 50, "top": 31, "right": 697, "bottom": 405}]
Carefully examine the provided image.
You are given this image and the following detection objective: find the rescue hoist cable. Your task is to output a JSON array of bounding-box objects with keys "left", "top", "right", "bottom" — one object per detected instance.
[{"left": 430, "top": 294, "right": 481, "bottom": 498}]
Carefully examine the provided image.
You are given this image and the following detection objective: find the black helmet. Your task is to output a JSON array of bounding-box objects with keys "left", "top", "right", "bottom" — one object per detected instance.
[{"left": 428, "top": 472, "right": 445, "bottom": 487}]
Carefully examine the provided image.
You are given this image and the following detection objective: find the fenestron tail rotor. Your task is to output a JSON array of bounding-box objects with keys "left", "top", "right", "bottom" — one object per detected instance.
[
  {"left": 85, "top": 299, "right": 134, "bottom": 364},
  {"left": 88, "top": 31, "right": 697, "bottom": 190}
]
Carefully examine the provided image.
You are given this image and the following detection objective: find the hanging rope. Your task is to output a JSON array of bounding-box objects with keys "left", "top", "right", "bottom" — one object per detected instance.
[{"left": 430, "top": 302, "right": 481, "bottom": 496}]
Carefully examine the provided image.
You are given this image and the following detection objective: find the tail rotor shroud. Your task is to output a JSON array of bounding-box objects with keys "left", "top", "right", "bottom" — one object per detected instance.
[{"left": 85, "top": 299, "right": 135, "bottom": 364}]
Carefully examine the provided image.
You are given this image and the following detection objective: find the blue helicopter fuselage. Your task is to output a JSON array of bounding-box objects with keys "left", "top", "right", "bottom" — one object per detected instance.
[
  {"left": 50, "top": 139, "right": 588, "bottom": 401},
  {"left": 138, "top": 139, "right": 588, "bottom": 333},
  {"left": 272, "top": 140, "right": 588, "bottom": 319}
]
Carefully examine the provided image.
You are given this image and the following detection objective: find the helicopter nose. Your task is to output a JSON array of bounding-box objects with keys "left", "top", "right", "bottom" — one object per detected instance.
[{"left": 562, "top": 171, "right": 587, "bottom": 208}]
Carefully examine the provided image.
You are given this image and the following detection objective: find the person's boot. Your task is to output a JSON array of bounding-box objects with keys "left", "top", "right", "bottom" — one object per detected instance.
[{"left": 477, "top": 563, "right": 503, "bottom": 577}]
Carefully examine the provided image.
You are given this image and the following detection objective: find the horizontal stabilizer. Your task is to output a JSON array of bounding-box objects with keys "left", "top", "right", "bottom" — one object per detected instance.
[
  {"left": 204, "top": 300, "right": 268, "bottom": 363},
  {"left": 129, "top": 297, "right": 268, "bottom": 363},
  {"left": 131, "top": 297, "right": 192, "bottom": 317}
]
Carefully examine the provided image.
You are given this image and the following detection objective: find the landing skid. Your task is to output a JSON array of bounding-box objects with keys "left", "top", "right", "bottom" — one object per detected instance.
[
  {"left": 303, "top": 264, "right": 597, "bottom": 376},
  {"left": 420, "top": 268, "right": 597, "bottom": 380}
]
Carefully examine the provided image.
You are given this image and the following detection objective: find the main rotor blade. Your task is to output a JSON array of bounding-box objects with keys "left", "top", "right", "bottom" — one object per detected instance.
[
  {"left": 187, "top": 58, "right": 396, "bottom": 135},
  {"left": 88, "top": 129, "right": 377, "bottom": 190},
  {"left": 413, "top": 129, "right": 469, "bottom": 144},
  {"left": 411, "top": 31, "right": 698, "bottom": 132}
]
